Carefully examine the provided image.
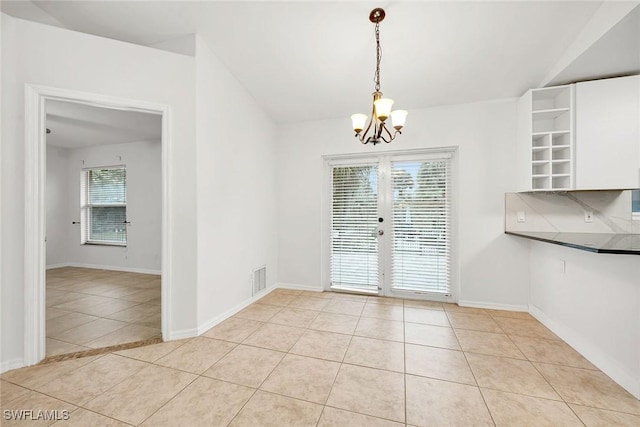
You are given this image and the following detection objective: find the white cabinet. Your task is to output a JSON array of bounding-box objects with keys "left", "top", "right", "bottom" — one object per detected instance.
[
  {"left": 517, "top": 75, "right": 640, "bottom": 191},
  {"left": 575, "top": 75, "right": 640, "bottom": 190},
  {"left": 516, "top": 85, "right": 574, "bottom": 191}
]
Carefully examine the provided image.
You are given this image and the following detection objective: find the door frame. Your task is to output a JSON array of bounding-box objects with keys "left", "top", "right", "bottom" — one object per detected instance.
[
  {"left": 24, "top": 84, "right": 172, "bottom": 365},
  {"left": 321, "top": 148, "right": 459, "bottom": 302}
]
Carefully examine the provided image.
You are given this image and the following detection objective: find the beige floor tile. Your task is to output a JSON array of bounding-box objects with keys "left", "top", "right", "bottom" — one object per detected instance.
[
  {"left": 405, "top": 323, "right": 460, "bottom": 350},
  {"left": 326, "top": 364, "right": 405, "bottom": 423},
  {"left": 570, "top": 404, "right": 640, "bottom": 427},
  {"left": 510, "top": 335, "right": 597, "bottom": 370},
  {"left": 50, "top": 408, "right": 130, "bottom": 427},
  {"left": 46, "top": 291, "right": 86, "bottom": 307},
  {"left": 482, "top": 388, "right": 583, "bottom": 426},
  {"left": 203, "top": 317, "right": 263, "bottom": 342},
  {"left": 268, "top": 307, "right": 319, "bottom": 328},
  {"left": 261, "top": 354, "right": 340, "bottom": 404},
  {"left": 290, "top": 330, "right": 352, "bottom": 362},
  {"left": 361, "top": 303, "right": 404, "bottom": 321},
  {"left": 242, "top": 323, "right": 306, "bottom": 352},
  {"left": 52, "top": 295, "right": 116, "bottom": 311},
  {"left": 485, "top": 309, "right": 534, "bottom": 320},
  {"left": 86, "top": 324, "right": 161, "bottom": 348},
  {"left": 354, "top": 317, "right": 404, "bottom": 342},
  {"left": 49, "top": 318, "right": 128, "bottom": 345},
  {"left": 204, "top": 344, "right": 284, "bottom": 388},
  {"left": 287, "top": 296, "right": 330, "bottom": 311},
  {"left": 141, "top": 377, "right": 254, "bottom": 427},
  {"left": 328, "top": 292, "right": 370, "bottom": 302},
  {"left": 406, "top": 374, "right": 493, "bottom": 427},
  {"left": 455, "top": 329, "right": 526, "bottom": 359},
  {"left": 299, "top": 290, "right": 333, "bottom": 299},
  {"left": 74, "top": 299, "right": 141, "bottom": 317},
  {"left": 403, "top": 299, "right": 444, "bottom": 310},
  {"left": 446, "top": 312, "right": 503, "bottom": 333},
  {"left": 84, "top": 364, "right": 196, "bottom": 425},
  {"left": 318, "top": 407, "right": 404, "bottom": 427},
  {"left": 494, "top": 317, "right": 560, "bottom": 340},
  {"left": 46, "top": 312, "right": 99, "bottom": 336},
  {"left": 234, "top": 303, "right": 282, "bottom": 321},
  {"left": 258, "top": 292, "right": 297, "bottom": 307},
  {"left": 405, "top": 307, "right": 450, "bottom": 327},
  {"left": 1, "top": 389, "right": 76, "bottom": 426},
  {"left": 0, "top": 380, "right": 31, "bottom": 406},
  {"left": 229, "top": 390, "right": 323, "bottom": 427},
  {"left": 366, "top": 296, "right": 404, "bottom": 306},
  {"left": 321, "top": 299, "right": 366, "bottom": 316},
  {"left": 443, "top": 303, "right": 490, "bottom": 315},
  {"left": 535, "top": 363, "right": 640, "bottom": 415},
  {"left": 343, "top": 336, "right": 404, "bottom": 372},
  {"left": 115, "top": 339, "right": 190, "bottom": 363},
  {"left": 309, "top": 312, "right": 360, "bottom": 335},
  {"left": 1, "top": 355, "right": 100, "bottom": 389},
  {"left": 405, "top": 343, "right": 475, "bottom": 385},
  {"left": 138, "top": 312, "right": 161, "bottom": 328},
  {"left": 46, "top": 307, "right": 71, "bottom": 320},
  {"left": 270, "top": 288, "right": 304, "bottom": 296},
  {"left": 105, "top": 303, "right": 160, "bottom": 323},
  {"left": 35, "top": 354, "right": 148, "bottom": 406},
  {"left": 121, "top": 288, "right": 161, "bottom": 303},
  {"left": 94, "top": 285, "right": 146, "bottom": 298},
  {"left": 466, "top": 353, "right": 560, "bottom": 400},
  {"left": 155, "top": 337, "right": 236, "bottom": 374},
  {"left": 46, "top": 338, "right": 89, "bottom": 356}
]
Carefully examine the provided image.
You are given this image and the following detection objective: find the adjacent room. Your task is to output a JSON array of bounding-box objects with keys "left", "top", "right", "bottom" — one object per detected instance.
[{"left": 1, "top": 1, "right": 639, "bottom": 426}]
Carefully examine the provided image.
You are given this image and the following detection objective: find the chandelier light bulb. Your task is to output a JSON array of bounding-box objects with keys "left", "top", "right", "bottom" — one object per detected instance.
[
  {"left": 351, "top": 114, "right": 368, "bottom": 133},
  {"left": 374, "top": 98, "right": 394, "bottom": 122},
  {"left": 390, "top": 110, "right": 408, "bottom": 130}
]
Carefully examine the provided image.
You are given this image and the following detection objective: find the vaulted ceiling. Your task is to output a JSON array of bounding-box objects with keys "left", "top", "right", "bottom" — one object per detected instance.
[{"left": 3, "top": 1, "right": 639, "bottom": 124}]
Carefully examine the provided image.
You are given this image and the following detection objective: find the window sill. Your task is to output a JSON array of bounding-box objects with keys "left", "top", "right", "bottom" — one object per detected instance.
[{"left": 83, "top": 241, "right": 127, "bottom": 247}]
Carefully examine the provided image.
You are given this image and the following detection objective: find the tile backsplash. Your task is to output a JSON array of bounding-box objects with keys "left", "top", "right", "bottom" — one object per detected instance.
[{"left": 505, "top": 190, "right": 640, "bottom": 234}]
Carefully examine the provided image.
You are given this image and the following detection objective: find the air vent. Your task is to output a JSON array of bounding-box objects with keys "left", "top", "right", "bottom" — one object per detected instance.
[{"left": 252, "top": 266, "right": 266, "bottom": 296}]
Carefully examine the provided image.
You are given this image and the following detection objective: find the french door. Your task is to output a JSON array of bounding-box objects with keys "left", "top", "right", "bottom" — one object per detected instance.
[{"left": 328, "top": 151, "right": 454, "bottom": 300}]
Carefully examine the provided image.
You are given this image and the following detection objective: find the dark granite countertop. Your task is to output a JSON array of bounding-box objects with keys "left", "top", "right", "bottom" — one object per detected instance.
[{"left": 505, "top": 231, "right": 640, "bottom": 255}]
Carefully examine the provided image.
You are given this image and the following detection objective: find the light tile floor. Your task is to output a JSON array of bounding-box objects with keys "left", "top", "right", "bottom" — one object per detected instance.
[
  {"left": 45, "top": 267, "right": 161, "bottom": 357},
  {"left": 2, "top": 288, "right": 640, "bottom": 426}
]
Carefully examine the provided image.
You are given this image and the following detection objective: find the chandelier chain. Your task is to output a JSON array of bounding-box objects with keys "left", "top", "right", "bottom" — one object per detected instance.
[{"left": 374, "top": 21, "right": 381, "bottom": 92}]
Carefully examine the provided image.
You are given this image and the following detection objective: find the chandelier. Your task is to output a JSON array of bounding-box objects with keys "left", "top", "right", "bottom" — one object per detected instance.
[{"left": 351, "top": 8, "right": 407, "bottom": 145}]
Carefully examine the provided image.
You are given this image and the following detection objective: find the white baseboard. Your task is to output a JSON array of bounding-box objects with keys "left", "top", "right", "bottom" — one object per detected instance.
[
  {"left": 196, "top": 287, "right": 276, "bottom": 336},
  {"left": 165, "top": 327, "right": 198, "bottom": 341},
  {"left": 1, "top": 358, "right": 25, "bottom": 374},
  {"left": 529, "top": 303, "right": 640, "bottom": 399},
  {"left": 275, "top": 282, "right": 324, "bottom": 292},
  {"left": 46, "top": 262, "right": 160, "bottom": 275},
  {"left": 458, "top": 300, "right": 529, "bottom": 312}
]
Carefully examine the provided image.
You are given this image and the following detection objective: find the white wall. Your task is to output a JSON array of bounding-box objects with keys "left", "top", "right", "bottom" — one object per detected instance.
[
  {"left": 276, "top": 99, "right": 530, "bottom": 308},
  {"left": 1, "top": 14, "right": 197, "bottom": 369},
  {"left": 46, "top": 140, "right": 162, "bottom": 273},
  {"left": 195, "top": 36, "right": 278, "bottom": 329},
  {"left": 45, "top": 146, "right": 69, "bottom": 267},
  {"left": 528, "top": 240, "right": 640, "bottom": 398}
]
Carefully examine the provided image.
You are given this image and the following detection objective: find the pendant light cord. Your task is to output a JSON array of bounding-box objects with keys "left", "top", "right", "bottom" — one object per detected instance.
[{"left": 374, "top": 21, "right": 382, "bottom": 92}]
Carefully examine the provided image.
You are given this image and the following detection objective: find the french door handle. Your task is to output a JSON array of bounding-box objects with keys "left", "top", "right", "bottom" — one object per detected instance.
[{"left": 378, "top": 229, "right": 384, "bottom": 236}]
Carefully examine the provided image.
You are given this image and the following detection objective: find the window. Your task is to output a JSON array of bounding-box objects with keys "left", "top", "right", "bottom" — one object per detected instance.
[
  {"left": 633, "top": 189, "right": 640, "bottom": 220},
  {"left": 81, "top": 167, "right": 127, "bottom": 245}
]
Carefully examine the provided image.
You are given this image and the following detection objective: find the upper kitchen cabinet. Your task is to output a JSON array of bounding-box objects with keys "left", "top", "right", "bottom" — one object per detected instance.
[
  {"left": 575, "top": 75, "right": 640, "bottom": 190},
  {"left": 516, "top": 85, "right": 575, "bottom": 191},
  {"left": 517, "top": 75, "right": 640, "bottom": 191}
]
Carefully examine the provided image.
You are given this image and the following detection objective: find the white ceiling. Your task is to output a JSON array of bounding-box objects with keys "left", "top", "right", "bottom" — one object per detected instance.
[
  {"left": 3, "top": 1, "right": 637, "bottom": 124},
  {"left": 46, "top": 100, "right": 161, "bottom": 149}
]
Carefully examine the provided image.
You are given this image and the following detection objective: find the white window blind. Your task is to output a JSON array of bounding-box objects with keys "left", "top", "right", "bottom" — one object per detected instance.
[
  {"left": 391, "top": 157, "right": 451, "bottom": 294},
  {"left": 330, "top": 164, "right": 379, "bottom": 291},
  {"left": 82, "top": 167, "right": 127, "bottom": 245}
]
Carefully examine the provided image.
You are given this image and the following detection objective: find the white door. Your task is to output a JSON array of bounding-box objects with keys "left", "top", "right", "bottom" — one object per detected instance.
[{"left": 328, "top": 151, "right": 454, "bottom": 300}]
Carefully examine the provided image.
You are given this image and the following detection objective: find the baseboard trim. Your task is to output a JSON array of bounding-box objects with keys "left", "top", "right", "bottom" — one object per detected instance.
[
  {"left": 275, "top": 282, "right": 324, "bottom": 292},
  {"left": 196, "top": 287, "right": 276, "bottom": 336},
  {"left": 1, "top": 358, "right": 25, "bottom": 374},
  {"left": 166, "top": 327, "right": 199, "bottom": 341},
  {"left": 529, "top": 303, "right": 640, "bottom": 399},
  {"left": 46, "top": 263, "right": 161, "bottom": 275},
  {"left": 458, "top": 300, "right": 528, "bottom": 312}
]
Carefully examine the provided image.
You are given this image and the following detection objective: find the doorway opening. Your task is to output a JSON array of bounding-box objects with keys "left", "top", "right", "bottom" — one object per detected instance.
[{"left": 24, "top": 85, "right": 172, "bottom": 366}]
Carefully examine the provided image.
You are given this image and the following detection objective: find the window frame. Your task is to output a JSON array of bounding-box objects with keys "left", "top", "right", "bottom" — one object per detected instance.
[{"left": 81, "top": 165, "right": 128, "bottom": 247}]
